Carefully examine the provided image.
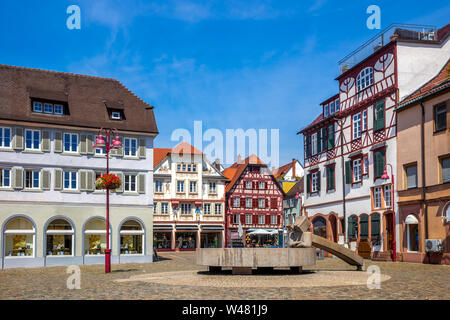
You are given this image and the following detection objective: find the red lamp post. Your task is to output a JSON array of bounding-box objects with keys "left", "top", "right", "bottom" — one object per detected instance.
[
  {"left": 93, "top": 128, "right": 122, "bottom": 273},
  {"left": 381, "top": 164, "right": 396, "bottom": 262}
]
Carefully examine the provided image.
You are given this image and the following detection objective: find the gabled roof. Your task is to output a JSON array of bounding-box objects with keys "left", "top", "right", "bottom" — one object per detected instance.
[
  {"left": 273, "top": 162, "right": 294, "bottom": 179},
  {"left": 172, "top": 141, "right": 203, "bottom": 155},
  {"left": 153, "top": 142, "right": 203, "bottom": 168},
  {"left": 153, "top": 148, "right": 172, "bottom": 167},
  {"left": 0, "top": 64, "right": 158, "bottom": 134},
  {"left": 397, "top": 59, "right": 450, "bottom": 110}
]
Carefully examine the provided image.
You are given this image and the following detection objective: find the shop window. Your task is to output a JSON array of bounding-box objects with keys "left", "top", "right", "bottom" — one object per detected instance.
[
  {"left": 46, "top": 219, "right": 73, "bottom": 256},
  {"left": 175, "top": 232, "right": 196, "bottom": 249},
  {"left": 405, "top": 215, "right": 419, "bottom": 252},
  {"left": 120, "top": 220, "right": 143, "bottom": 255},
  {"left": 154, "top": 232, "right": 171, "bottom": 249},
  {"left": 201, "top": 233, "right": 220, "bottom": 248},
  {"left": 313, "top": 217, "right": 327, "bottom": 239},
  {"left": 4, "top": 217, "right": 35, "bottom": 257},
  {"left": 84, "top": 218, "right": 109, "bottom": 255}
]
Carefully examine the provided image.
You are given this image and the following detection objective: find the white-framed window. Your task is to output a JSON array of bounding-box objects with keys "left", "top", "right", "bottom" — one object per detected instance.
[
  {"left": 245, "top": 214, "right": 252, "bottom": 225},
  {"left": 246, "top": 198, "right": 252, "bottom": 208},
  {"left": 373, "top": 187, "right": 382, "bottom": 209},
  {"left": 111, "top": 111, "right": 121, "bottom": 120},
  {"left": 233, "top": 197, "right": 240, "bottom": 208},
  {"left": 311, "top": 133, "right": 318, "bottom": 155},
  {"left": 259, "top": 181, "right": 265, "bottom": 190},
  {"left": 214, "top": 203, "right": 222, "bottom": 215},
  {"left": 0, "top": 127, "right": 12, "bottom": 148},
  {"left": 362, "top": 109, "right": 368, "bottom": 131},
  {"left": 363, "top": 156, "right": 369, "bottom": 175},
  {"left": 155, "top": 180, "right": 163, "bottom": 193},
  {"left": 353, "top": 113, "right": 362, "bottom": 139},
  {"left": 0, "top": 168, "right": 11, "bottom": 187},
  {"left": 33, "top": 101, "right": 43, "bottom": 113},
  {"left": 246, "top": 181, "right": 252, "bottom": 189},
  {"left": 330, "top": 101, "right": 335, "bottom": 114},
  {"left": 258, "top": 215, "right": 265, "bottom": 225},
  {"left": 209, "top": 182, "right": 216, "bottom": 193},
  {"left": 189, "top": 181, "right": 197, "bottom": 193},
  {"left": 384, "top": 184, "right": 392, "bottom": 208},
  {"left": 353, "top": 158, "right": 362, "bottom": 182},
  {"left": 44, "top": 103, "right": 53, "bottom": 114},
  {"left": 63, "top": 171, "right": 77, "bottom": 190},
  {"left": 177, "top": 181, "right": 184, "bottom": 193},
  {"left": 311, "top": 172, "right": 319, "bottom": 193},
  {"left": 54, "top": 104, "right": 63, "bottom": 115},
  {"left": 258, "top": 198, "right": 265, "bottom": 209},
  {"left": 233, "top": 214, "right": 240, "bottom": 224},
  {"left": 180, "top": 203, "right": 191, "bottom": 214},
  {"left": 324, "top": 104, "right": 329, "bottom": 117},
  {"left": 124, "top": 138, "right": 137, "bottom": 157},
  {"left": 124, "top": 174, "right": 137, "bottom": 192},
  {"left": 25, "top": 129, "right": 40, "bottom": 150},
  {"left": 335, "top": 98, "right": 340, "bottom": 112},
  {"left": 46, "top": 218, "right": 74, "bottom": 256},
  {"left": 161, "top": 203, "right": 169, "bottom": 214},
  {"left": 203, "top": 203, "right": 211, "bottom": 214},
  {"left": 120, "top": 220, "right": 144, "bottom": 255},
  {"left": 24, "top": 169, "right": 40, "bottom": 189},
  {"left": 271, "top": 214, "right": 277, "bottom": 225},
  {"left": 4, "top": 217, "right": 35, "bottom": 257},
  {"left": 357, "top": 67, "right": 374, "bottom": 92},
  {"left": 63, "top": 133, "right": 78, "bottom": 152}
]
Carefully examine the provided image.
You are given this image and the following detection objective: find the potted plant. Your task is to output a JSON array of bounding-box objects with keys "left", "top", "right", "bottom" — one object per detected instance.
[{"left": 95, "top": 173, "right": 122, "bottom": 190}]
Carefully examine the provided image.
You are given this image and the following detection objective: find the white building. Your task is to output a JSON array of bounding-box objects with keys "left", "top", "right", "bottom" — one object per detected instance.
[
  {"left": 152, "top": 142, "right": 227, "bottom": 250},
  {"left": 0, "top": 64, "right": 158, "bottom": 268}
]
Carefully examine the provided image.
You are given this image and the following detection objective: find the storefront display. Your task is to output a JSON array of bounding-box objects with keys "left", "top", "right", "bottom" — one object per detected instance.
[
  {"left": 201, "top": 232, "right": 221, "bottom": 248},
  {"left": 154, "top": 232, "right": 172, "bottom": 249},
  {"left": 84, "top": 218, "right": 108, "bottom": 255},
  {"left": 120, "top": 220, "right": 144, "bottom": 254},
  {"left": 4, "top": 217, "right": 35, "bottom": 257},
  {"left": 46, "top": 219, "right": 73, "bottom": 256},
  {"left": 175, "top": 232, "right": 197, "bottom": 249}
]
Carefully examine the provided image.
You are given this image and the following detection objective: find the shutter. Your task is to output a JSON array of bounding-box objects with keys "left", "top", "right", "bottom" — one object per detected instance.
[
  {"left": 42, "top": 170, "right": 51, "bottom": 190},
  {"left": 110, "top": 148, "right": 117, "bottom": 156},
  {"left": 240, "top": 214, "right": 245, "bottom": 224},
  {"left": 265, "top": 182, "right": 268, "bottom": 189},
  {"left": 54, "top": 169, "right": 62, "bottom": 190},
  {"left": 374, "top": 100, "right": 385, "bottom": 131},
  {"left": 80, "top": 134, "right": 87, "bottom": 154},
  {"left": 305, "top": 135, "right": 311, "bottom": 158},
  {"left": 345, "top": 160, "right": 352, "bottom": 184},
  {"left": 138, "top": 173, "right": 146, "bottom": 194},
  {"left": 138, "top": 138, "right": 146, "bottom": 158},
  {"left": 80, "top": 171, "right": 87, "bottom": 191},
  {"left": 13, "top": 127, "right": 24, "bottom": 150},
  {"left": 87, "top": 171, "right": 94, "bottom": 191},
  {"left": 86, "top": 135, "right": 94, "bottom": 154},
  {"left": 253, "top": 198, "right": 257, "bottom": 208},
  {"left": 306, "top": 174, "right": 311, "bottom": 193},
  {"left": 54, "top": 131, "right": 63, "bottom": 153},
  {"left": 371, "top": 214, "right": 380, "bottom": 238},
  {"left": 240, "top": 198, "right": 245, "bottom": 208},
  {"left": 375, "top": 150, "right": 385, "bottom": 178},
  {"left": 243, "top": 181, "right": 247, "bottom": 189},
  {"left": 317, "top": 129, "right": 322, "bottom": 153},
  {"left": 328, "top": 124, "right": 335, "bottom": 149},
  {"left": 360, "top": 215, "right": 368, "bottom": 238},
  {"left": 116, "top": 136, "right": 124, "bottom": 157},
  {"left": 322, "top": 127, "right": 327, "bottom": 151},
  {"left": 265, "top": 198, "right": 269, "bottom": 208},
  {"left": 252, "top": 181, "right": 256, "bottom": 189},
  {"left": 326, "top": 167, "right": 331, "bottom": 190},
  {"left": 13, "top": 168, "right": 23, "bottom": 189},
  {"left": 317, "top": 170, "right": 321, "bottom": 191},
  {"left": 42, "top": 131, "right": 50, "bottom": 152},
  {"left": 116, "top": 172, "right": 124, "bottom": 193},
  {"left": 265, "top": 214, "right": 270, "bottom": 225},
  {"left": 253, "top": 214, "right": 258, "bottom": 225}
]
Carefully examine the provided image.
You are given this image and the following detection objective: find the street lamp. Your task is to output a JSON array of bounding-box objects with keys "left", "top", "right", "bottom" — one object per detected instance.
[
  {"left": 93, "top": 128, "right": 122, "bottom": 273},
  {"left": 381, "top": 164, "right": 396, "bottom": 262}
]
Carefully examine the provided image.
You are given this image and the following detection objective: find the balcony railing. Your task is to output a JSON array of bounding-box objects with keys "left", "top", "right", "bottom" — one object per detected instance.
[{"left": 339, "top": 23, "right": 437, "bottom": 73}]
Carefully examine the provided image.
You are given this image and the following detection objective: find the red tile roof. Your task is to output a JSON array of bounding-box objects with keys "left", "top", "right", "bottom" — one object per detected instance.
[
  {"left": 153, "top": 142, "right": 204, "bottom": 168},
  {"left": 153, "top": 148, "right": 172, "bottom": 167},
  {"left": 273, "top": 162, "right": 293, "bottom": 179},
  {"left": 222, "top": 155, "right": 266, "bottom": 193}
]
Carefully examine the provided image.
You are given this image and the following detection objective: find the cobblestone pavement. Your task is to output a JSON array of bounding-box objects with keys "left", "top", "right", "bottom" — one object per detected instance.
[{"left": 0, "top": 251, "right": 449, "bottom": 300}]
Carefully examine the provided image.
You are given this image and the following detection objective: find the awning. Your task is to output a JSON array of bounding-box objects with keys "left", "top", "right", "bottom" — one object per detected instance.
[
  {"left": 202, "top": 225, "right": 224, "bottom": 231},
  {"left": 247, "top": 229, "right": 278, "bottom": 235},
  {"left": 175, "top": 225, "right": 199, "bottom": 230},
  {"left": 405, "top": 214, "right": 419, "bottom": 225},
  {"left": 154, "top": 225, "right": 173, "bottom": 230}
]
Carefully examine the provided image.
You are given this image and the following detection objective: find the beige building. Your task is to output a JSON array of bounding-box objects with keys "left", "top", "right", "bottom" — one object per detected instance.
[{"left": 396, "top": 60, "right": 450, "bottom": 264}]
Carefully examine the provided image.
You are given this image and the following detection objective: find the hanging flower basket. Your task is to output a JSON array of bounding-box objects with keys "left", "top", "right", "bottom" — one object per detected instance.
[{"left": 95, "top": 173, "right": 122, "bottom": 190}]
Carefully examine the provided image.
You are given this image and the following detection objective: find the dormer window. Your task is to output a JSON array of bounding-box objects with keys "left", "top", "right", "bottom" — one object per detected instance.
[
  {"left": 330, "top": 101, "right": 335, "bottom": 114},
  {"left": 54, "top": 105, "right": 63, "bottom": 115},
  {"left": 33, "top": 102, "right": 43, "bottom": 113},
  {"left": 335, "top": 99, "right": 340, "bottom": 112},
  {"left": 32, "top": 100, "right": 66, "bottom": 116},
  {"left": 111, "top": 111, "right": 121, "bottom": 120},
  {"left": 357, "top": 67, "right": 374, "bottom": 92},
  {"left": 324, "top": 104, "right": 329, "bottom": 117}
]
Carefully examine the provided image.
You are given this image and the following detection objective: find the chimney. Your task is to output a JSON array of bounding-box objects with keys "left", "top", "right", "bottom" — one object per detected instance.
[
  {"left": 214, "top": 158, "right": 220, "bottom": 171},
  {"left": 237, "top": 155, "right": 242, "bottom": 164},
  {"left": 292, "top": 159, "right": 296, "bottom": 179}
]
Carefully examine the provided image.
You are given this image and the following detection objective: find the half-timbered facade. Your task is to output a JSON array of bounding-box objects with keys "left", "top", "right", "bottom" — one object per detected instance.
[
  {"left": 152, "top": 142, "right": 227, "bottom": 251},
  {"left": 299, "top": 23, "right": 450, "bottom": 260},
  {"left": 223, "top": 155, "right": 284, "bottom": 247}
]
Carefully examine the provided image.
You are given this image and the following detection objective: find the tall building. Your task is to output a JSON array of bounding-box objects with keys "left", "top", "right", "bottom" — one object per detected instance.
[
  {"left": 0, "top": 64, "right": 158, "bottom": 269},
  {"left": 298, "top": 23, "right": 450, "bottom": 260},
  {"left": 222, "top": 155, "right": 284, "bottom": 247},
  {"left": 396, "top": 60, "right": 449, "bottom": 264},
  {"left": 152, "top": 142, "right": 227, "bottom": 251}
]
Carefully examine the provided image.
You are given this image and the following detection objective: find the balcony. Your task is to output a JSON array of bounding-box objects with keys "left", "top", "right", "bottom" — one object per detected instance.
[{"left": 339, "top": 23, "right": 437, "bottom": 73}]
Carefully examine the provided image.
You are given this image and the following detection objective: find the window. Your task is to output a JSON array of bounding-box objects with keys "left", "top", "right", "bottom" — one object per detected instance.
[
  {"left": 258, "top": 215, "right": 265, "bottom": 225},
  {"left": 25, "top": 129, "right": 40, "bottom": 150},
  {"left": 124, "top": 174, "right": 137, "bottom": 192},
  {"left": 44, "top": 103, "right": 53, "bottom": 114},
  {"left": 209, "top": 182, "right": 216, "bottom": 193},
  {"left": 362, "top": 109, "right": 368, "bottom": 131},
  {"left": 327, "top": 124, "right": 335, "bottom": 149},
  {"left": 120, "top": 220, "right": 143, "bottom": 255},
  {"left": 111, "top": 111, "right": 121, "bottom": 120},
  {"left": 46, "top": 219, "right": 73, "bottom": 256},
  {"left": 405, "top": 165, "right": 418, "bottom": 189},
  {"left": 324, "top": 104, "right": 329, "bottom": 117},
  {"left": 189, "top": 181, "right": 197, "bottom": 193},
  {"left": 435, "top": 104, "right": 447, "bottom": 132},
  {"left": 442, "top": 157, "right": 450, "bottom": 184},
  {"left": 233, "top": 197, "right": 240, "bottom": 208},
  {"left": 384, "top": 184, "right": 392, "bottom": 207},
  {"left": 0, "top": 168, "right": 11, "bottom": 187},
  {"left": 356, "top": 67, "right": 373, "bottom": 91},
  {"left": 63, "top": 171, "right": 77, "bottom": 190},
  {"left": 187, "top": 164, "right": 192, "bottom": 172},
  {"left": 4, "top": 217, "right": 35, "bottom": 257},
  {"left": 54, "top": 105, "right": 63, "bottom": 115},
  {"left": 177, "top": 181, "right": 184, "bottom": 193},
  {"left": 180, "top": 203, "right": 191, "bottom": 214},
  {"left": 335, "top": 99, "right": 340, "bottom": 112},
  {"left": 353, "top": 113, "right": 362, "bottom": 139},
  {"left": 203, "top": 203, "right": 211, "bottom": 214},
  {"left": 155, "top": 180, "right": 163, "bottom": 193},
  {"left": 63, "top": 133, "right": 78, "bottom": 152},
  {"left": 330, "top": 101, "right": 335, "bottom": 114},
  {"left": 259, "top": 181, "right": 265, "bottom": 190},
  {"left": 124, "top": 138, "right": 137, "bottom": 157},
  {"left": 326, "top": 165, "right": 335, "bottom": 190},
  {"left": 352, "top": 158, "right": 362, "bottom": 182},
  {"left": 233, "top": 214, "right": 240, "bottom": 224},
  {"left": 214, "top": 204, "right": 222, "bottom": 215},
  {"left": 0, "top": 127, "right": 11, "bottom": 148},
  {"left": 246, "top": 198, "right": 252, "bottom": 208},
  {"left": 192, "top": 164, "right": 197, "bottom": 172},
  {"left": 84, "top": 218, "right": 109, "bottom": 255},
  {"left": 374, "top": 149, "right": 386, "bottom": 178},
  {"left": 245, "top": 214, "right": 252, "bottom": 225},
  {"left": 320, "top": 127, "right": 327, "bottom": 152},
  {"left": 311, "top": 172, "right": 319, "bottom": 193},
  {"left": 94, "top": 135, "right": 106, "bottom": 155},
  {"left": 311, "top": 133, "right": 317, "bottom": 155},
  {"left": 374, "top": 100, "right": 385, "bottom": 132},
  {"left": 305, "top": 135, "right": 311, "bottom": 158},
  {"left": 373, "top": 187, "right": 382, "bottom": 209},
  {"left": 258, "top": 198, "right": 265, "bottom": 209},
  {"left": 271, "top": 215, "right": 277, "bottom": 225},
  {"left": 161, "top": 203, "right": 169, "bottom": 214},
  {"left": 33, "top": 102, "right": 43, "bottom": 113},
  {"left": 246, "top": 181, "right": 252, "bottom": 189},
  {"left": 25, "top": 170, "right": 40, "bottom": 189},
  {"left": 362, "top": 155, "right": 369, "bottom": 176}
]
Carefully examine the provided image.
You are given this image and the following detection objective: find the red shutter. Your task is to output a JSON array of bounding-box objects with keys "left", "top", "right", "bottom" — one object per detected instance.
[
  {"left": 252, "top": 181, "right": 256, "bottom": 189},
  {"left": 253, "top": 214, "right": 257, "bottom": 225},
  {"left": 240, "top": 214, "right": 245, "bottom": 224},
  {"left": 265, "top": 182, "right": 268, "bottom": 189},
  {"left": 253, "top": 198, "right": 257, "bottom": 208},
  {"left": 243, "top": 181, "right": 247, "bottom": 189},
  {"left": 277, "top": 215, "right": 281, "bottom": 225},
  {"left": 265, "top": 214, "right": 270, "bottom": 224},
  {"left": 265, "top": 198, "right": 269, "bottom": 208},
  {"left": 240, "top": 198, "right": 245, "bottom": 208}
]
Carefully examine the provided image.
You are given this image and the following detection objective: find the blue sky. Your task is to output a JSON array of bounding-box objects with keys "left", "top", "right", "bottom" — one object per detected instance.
[{"left": 0, "top": 1, "right": 449, "bottom": 168}]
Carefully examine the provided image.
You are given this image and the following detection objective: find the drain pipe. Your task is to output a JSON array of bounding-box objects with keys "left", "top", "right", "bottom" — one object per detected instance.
[{"left": 420, "top": 101, "right": 430, "bottom": 263}]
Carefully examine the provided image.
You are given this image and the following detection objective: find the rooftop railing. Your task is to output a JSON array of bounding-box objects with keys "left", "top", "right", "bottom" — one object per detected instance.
[{"left": 338, "top": 23, "right": 437, "bottom": 74}]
